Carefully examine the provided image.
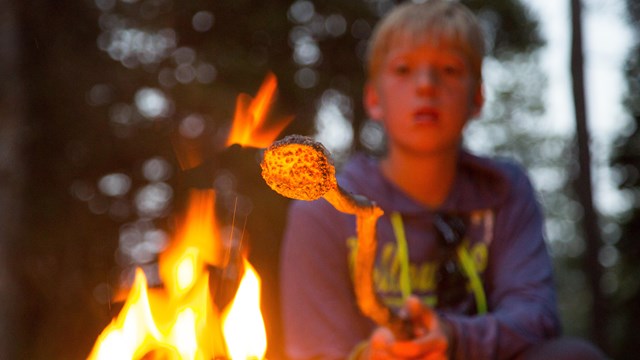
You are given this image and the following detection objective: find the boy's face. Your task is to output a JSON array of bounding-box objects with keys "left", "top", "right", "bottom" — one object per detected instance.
[{"left": 365, "top": 38, "right": 483, "bottom": 157}]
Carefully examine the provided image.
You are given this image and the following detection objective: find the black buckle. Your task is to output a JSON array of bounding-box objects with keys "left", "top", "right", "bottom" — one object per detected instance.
[{"left": 433, "top": 213, "right": 468, "bottom": 307}]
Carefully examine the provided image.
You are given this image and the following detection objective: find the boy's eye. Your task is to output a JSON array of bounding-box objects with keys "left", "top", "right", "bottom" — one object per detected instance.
[
  {"left": 392, "top": 63, "right": 410, "bottom": 75},
  {"left": 440, "top": 59, "right": 466, "bottom": 76},
  {"left": 441, "top": 62, "right": 465, "bottom": 76}
]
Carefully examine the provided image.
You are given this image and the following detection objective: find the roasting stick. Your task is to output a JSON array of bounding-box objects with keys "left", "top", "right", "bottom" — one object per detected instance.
[{"left": 260, "top": 134, "right": 412, "bottom": 340}]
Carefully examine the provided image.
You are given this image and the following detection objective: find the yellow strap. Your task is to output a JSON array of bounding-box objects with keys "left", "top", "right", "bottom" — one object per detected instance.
[
  {"left": 391, "top": 212, "right": 487, "bottom": 314},
  {"left": 456, "top": 245, "right": 488, "bottom": 314},
  {"left": 390, "top": 212, "right": 412, "bottom": 300}
]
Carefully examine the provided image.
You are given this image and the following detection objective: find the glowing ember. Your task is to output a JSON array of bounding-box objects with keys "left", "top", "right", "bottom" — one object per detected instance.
[
  {"left": 226, "top": 72, "right": 293, "bottom": 148},
  {"left": 89, "top": 190, "right": 267, "bottom": 359}
]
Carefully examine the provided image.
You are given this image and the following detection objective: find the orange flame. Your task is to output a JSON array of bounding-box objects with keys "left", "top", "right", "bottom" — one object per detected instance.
[
  {"left": 222, "top": 258, "right": 267, "bottom": 360},
  {"left": 89, "top": 190, "right": 267, "bottom": 359},
  {"left": 159, "top": 190, "right": 222, "bottom": 297},
  {"left": 88, "top": 268, "right": 163, "bottom": 360},
  {"left": 226, "top": 72, "right": 293, "bottom": 148}
]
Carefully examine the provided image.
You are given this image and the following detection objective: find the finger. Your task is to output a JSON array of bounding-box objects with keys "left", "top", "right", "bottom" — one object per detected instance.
[
  {"left": 369, "top": 335, "right": 395, "bottom": 360},
  {"left": 369, "top": 347, "right": 395, "bottom": 360},
  {"left": 370, "top": 327, "right": 395, "bottom": 350},
  {"left": 389, "top": 340, "right": 424, "bottom": 358},
  {"left": 404, "top": 296, "right": 438, "bottom": 330},
  {"left": 412, "top": 331, "right": 449, "bottom": 355},
  {"left": 422, "top": 351, "right": 448, "bottom": 360},
  {"left": 388, "top": 333, "right": 448, "bottom": 359},
  {"left": 405, "top": 295, "right": 424, "bottom": 318}
]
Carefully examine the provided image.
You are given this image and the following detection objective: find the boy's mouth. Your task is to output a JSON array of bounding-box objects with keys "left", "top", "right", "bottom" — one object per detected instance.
[{"left": 414, "top": 107, "right": 439, "bottom": 123}]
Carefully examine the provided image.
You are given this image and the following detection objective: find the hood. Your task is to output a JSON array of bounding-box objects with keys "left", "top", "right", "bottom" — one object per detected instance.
[{"left": 337, "top": 150, "right": 515, "bottom": 215}]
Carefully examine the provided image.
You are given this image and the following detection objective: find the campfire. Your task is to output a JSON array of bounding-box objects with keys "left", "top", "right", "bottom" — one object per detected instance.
[
  {"left": 89, "top": 73, "right": 290, "bottom": 360},
  {"left": 88, "top": 190, "right": 264, "bottom": 360},
  {"left": 89, "top": 69, "right": 409, "bottom": 359}
]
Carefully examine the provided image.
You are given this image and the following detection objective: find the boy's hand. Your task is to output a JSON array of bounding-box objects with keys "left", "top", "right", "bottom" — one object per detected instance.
[{"left": 365, "top": 297, "right": 452, "bottom": 360}]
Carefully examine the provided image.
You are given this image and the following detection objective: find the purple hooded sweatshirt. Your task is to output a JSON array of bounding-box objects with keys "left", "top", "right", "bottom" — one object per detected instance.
[{"left": 280, "top": 151, "right": 560, "bottom": 360}]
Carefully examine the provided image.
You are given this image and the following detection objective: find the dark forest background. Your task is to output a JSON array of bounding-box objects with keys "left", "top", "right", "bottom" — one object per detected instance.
[{"left": 0, "top": 0, "right": 638, "bottom": 359}]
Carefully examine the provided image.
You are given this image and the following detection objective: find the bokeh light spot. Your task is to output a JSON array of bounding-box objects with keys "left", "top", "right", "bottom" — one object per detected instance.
[
  {"left": 598, "top": 245, "right": 619, "bottom": 268},
  {"left": 294, "top": 67, "right": 318, "bottom": 89},
  {"left": 196, "top": 63, "right": 217, "bottom": 83},
  {"left": 98, "top": 173, "right": 132, "bottom": 197},
  {"left": 71, "top": 180, "right": 96, "bottom": 202},
  {"left": 87, "top": 83, "right": 112, "bottom": 106},
  {"left": 325, "top": 14, "right": 347, "bottom": 37},
  {"left": 134, "top": 87, "right": 171, "bottom": 119},
  {"left": 288, "top": 1, "right": 315, "bottom": 24},
  {"left": 179, "top": 114, "right": 206, "bottom": 139},
  {"left": 175, "top": 64, "right": 196, "bottom": 84},
  {"left": 134, "top": 182, "right": 173, "bottom": 218},
  {"left": 95, "top": 0, "right": 116, "bottom": 11},
  {"left": 192, "top": 11, "right": 214, "bottom": 32},
  {"left": 173, "top": 47, "right": 196, "bottom": 65},
  {"left": 360, "top": 120, "right": 386, "bottom": 153},
  {"left": 314, "top": 90, "right": 353, "bottom": 161},
  {"left": 351, "top": 18, "right": 371, "bottom": 39},
  {"left": 293, "top": 38, "right": 321, "bottom": 65},
  {"left": 142, "top": 157, "right": 172, "bottom": 182}
]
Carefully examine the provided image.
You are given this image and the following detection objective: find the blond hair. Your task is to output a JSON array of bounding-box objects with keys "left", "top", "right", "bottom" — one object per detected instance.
[{"left": 366, "top": 0, "right": 485, "bottom": 81}]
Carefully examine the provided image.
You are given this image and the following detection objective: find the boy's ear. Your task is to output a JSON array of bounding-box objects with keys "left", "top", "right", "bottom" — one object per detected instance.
[
  {"left": 364, "top": 82, "right": 383, "bottom": 121},
  {"left": 471, "top": 82, "right": 484, "bottom": 118}
]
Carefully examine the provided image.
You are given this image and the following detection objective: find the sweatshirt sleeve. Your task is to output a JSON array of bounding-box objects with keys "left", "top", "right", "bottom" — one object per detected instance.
[
  {"left": 445, "top": 165, "right": 561, "bottom": 360},
  {"left": 280, "top": 199, "right": 374, "bottom": 360}
]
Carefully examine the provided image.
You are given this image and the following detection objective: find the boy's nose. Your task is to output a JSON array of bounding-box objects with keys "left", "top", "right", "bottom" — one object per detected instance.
[{"left": 415, "top": 68, "right": 437, "bottom": 94}]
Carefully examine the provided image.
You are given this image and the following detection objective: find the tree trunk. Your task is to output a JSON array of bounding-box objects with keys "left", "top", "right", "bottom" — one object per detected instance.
[{"left": 570, "top": 0, "right": 607, "bottom": 351}]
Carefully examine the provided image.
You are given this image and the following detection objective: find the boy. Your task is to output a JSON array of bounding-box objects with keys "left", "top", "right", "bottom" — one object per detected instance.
[{"left": 280, "top": 1, "right": 599, "bottom": 359}]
